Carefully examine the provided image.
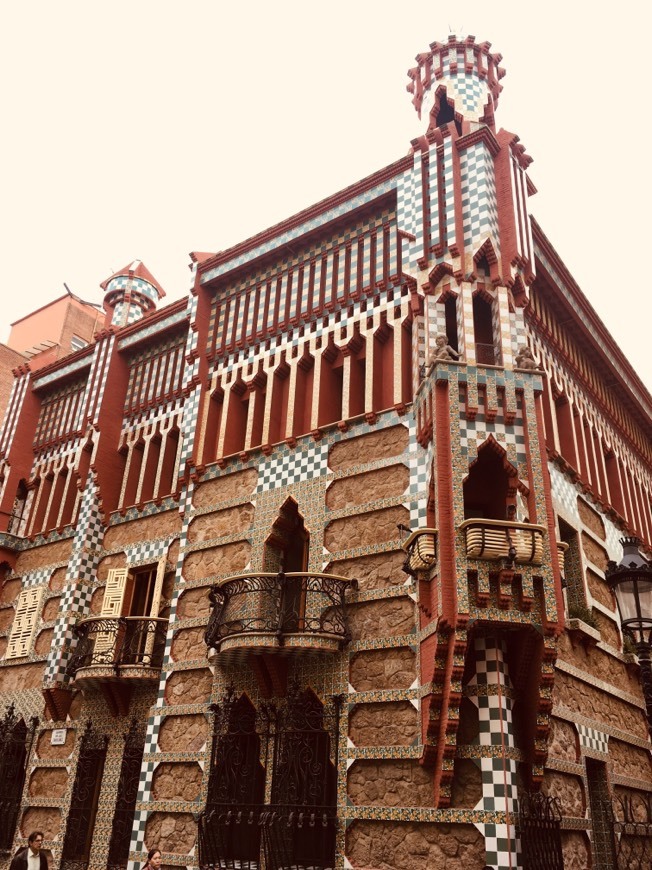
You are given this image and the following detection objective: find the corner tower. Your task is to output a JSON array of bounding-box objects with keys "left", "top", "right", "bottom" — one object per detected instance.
[{"left": 100, "top": 260, "right": 165, "bottom": 328}]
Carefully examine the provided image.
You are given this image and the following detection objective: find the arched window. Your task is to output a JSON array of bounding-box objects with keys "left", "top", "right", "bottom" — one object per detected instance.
[{"left": 0, "top": 706, "right": 38, "bottom": 851}]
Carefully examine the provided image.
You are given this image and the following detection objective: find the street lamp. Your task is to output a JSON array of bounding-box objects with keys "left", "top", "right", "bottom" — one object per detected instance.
[{"left": 606, "top": 537, "right": 652, "bottom": 738}]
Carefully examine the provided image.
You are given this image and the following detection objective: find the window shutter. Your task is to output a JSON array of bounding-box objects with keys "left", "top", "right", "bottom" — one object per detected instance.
[
  {"left": 100, "top": 568, "right": 130, "bottom": 616},
  {"left": 94, "top": 568, "right": 130, "bottom": 657},
  {"left": 6, "top": 586, "right": 44, "bottom": 659}
]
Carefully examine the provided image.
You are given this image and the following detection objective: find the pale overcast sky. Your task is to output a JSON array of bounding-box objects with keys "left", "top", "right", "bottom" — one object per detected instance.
[{"left": 1, "top": 1, "right": 650, "bottom": 392}]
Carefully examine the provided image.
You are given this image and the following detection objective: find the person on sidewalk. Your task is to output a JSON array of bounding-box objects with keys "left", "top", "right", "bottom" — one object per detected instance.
[{"left": 9, "top": 832, "right": 48, "bottom": 870}]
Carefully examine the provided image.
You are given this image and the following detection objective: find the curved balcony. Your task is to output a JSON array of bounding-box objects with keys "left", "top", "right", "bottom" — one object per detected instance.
[
  {"left": 460, "top": 518, "right": 546, "bottom": 565},
  {"left": 205, "top": 572, "right": 356, "bottom": 659},
  {"left": 66, "top": 616, "right": 167, "bottom": 687}
]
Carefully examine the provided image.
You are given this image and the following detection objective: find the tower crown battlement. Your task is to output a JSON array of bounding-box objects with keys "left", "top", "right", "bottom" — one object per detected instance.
[
  {"left": 100, "top": 259, "right": 165, "bottom": 329},
  {"left": 407, "top": 34, "right": 505, "bottom": 132}
]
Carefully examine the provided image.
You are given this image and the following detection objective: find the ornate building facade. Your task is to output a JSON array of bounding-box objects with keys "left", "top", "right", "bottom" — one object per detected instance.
[{"left": 0, "top": 34, "right": 650, "bottom": 870}]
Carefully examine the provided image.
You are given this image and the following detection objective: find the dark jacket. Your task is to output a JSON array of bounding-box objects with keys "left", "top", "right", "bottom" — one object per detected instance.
[{"left": 9, "top": 847, "right": 48, "bottom": 870}]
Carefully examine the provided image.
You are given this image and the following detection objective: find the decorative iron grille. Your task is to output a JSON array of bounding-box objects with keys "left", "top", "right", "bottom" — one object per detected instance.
[
  {"left": 199, "top": 690, "right": 266, "bottom": 869},
  {"left": 60, "top": 722, "right": 108, "bottom": 870},
  {"left": 198, "top": 683, "right": 341, "bottom": 870},
  {"left": 0, "top": 705, "right": 38, "bottom": 852},
  {"left": 66, "top": 616, "right": 167, "bottom": 678},
  {"left": 205, "top": 572, "right": 353, "bottom": 650},
  {"left": 107, "top": 719, "right": 146, "bottom": 870},
  {"left": 608, "top": 790, "right": 652, "bottom": 869},
  {"left": 517, "top": 792, "right": 564, "bottom": 870}
]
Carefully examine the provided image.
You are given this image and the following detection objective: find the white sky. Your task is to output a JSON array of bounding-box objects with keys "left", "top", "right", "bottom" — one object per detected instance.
[{"left": 1, "top": 1, "right": 650, "bottom": 392}]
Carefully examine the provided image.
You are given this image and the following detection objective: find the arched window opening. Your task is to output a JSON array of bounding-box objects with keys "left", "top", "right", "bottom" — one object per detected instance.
[
  {"left": 293, "top": 353, "right": 314, "bottom": 439},
  {"left": 139, "top": 434, "right": 161, "bottom": 504},
  {"left": 401, "top": 320, "right": 413, "bottom": 405},
  {"left": 267, "top": 362, "right": 291, "bottom": 446},
  {"left": 249, "top": 375, "right": 267, "bottom": 450},
  {"left": 435, "top": 91, "right": 462, "bottom": 135},
  {"left": 7, "top": 480, "right": 28, "bottom": 536},
  {"left": 60, "top": 468, "right": 80, "bottom": 528},
  {"left": 204, "top": 388, "right": 223, "bottom": 467},
  {"left": 222, "top": 380, "right": 249, "bottom": 458},
  {"left": 268, "top": 687, "right": 337, "bottom": 870},
  {"left": 348, "top": 338, "right": 366, "bottom": 419},
  {"left": 463, "top": 441, "right": 515, "bottom": 520},
  {"left": 372, "top": 324, "right": 394, "bottom": 413},
  {"left": 122, "top": 440, "right": 144, "bottom": 508},
  {"left": 472, "top": 293, "right": 497, "bottom": 365},
  {"left": 604, "top": 450, "right": 625, "bottom": 519},
  {"left": 264, "top": 499, "right": 310, "bottom": 633},
  {"left": 157, "top": 426, "right": 180, "bottom": 499},
  {"left": 107, "top": 721, "right": 146, "bottom": 870},
  {"left": 0, "top": 706, "right": 38, "bottom": 852},
  {"left": 31, "top": 474, "right": 53, "bottom": 535},
  {"left": 317, "top": 344, "right": 343, "bottom": 429},
  {"left": 198, "top": 687, "right": 339, "bottom": 870},
  {"left": 199, "top": 692, "right": 265, "bottom": 870},
  {"left": 444, "top": 295, "right": 459, "bottom": 353},
  {"left": 555, "top": 397, "right": 578, "bottom": 471},
  {"left": 60, "top": 724, "right": 108, "bottom": 869}
]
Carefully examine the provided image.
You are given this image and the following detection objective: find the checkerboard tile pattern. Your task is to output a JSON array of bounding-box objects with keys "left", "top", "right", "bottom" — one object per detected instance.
[
  {"left": 445, "top": 71, "right": 490, "bottom": 118},
  {"left": 577, "top": 724, "right": 609, "bottom": 756},
  {"left": 257, "top": 442, "right": 329, "bottom": 492},
  {"left": 407, "top": 419, "right": 431, "bottom": 527},
  {"left": 459, "top": 408, "right": 526, "bottom": 464},
  {"left": 22, "top": 567, "right": 55, "bottom": 588},
  {"left": 469, "top": 637, "right": 519, "bottom": 869},
  {"left": 45, "top": 483, "right": 104, "bottom": 684},
  {"left": 460, "top": 142, "right": 500, "bottom": 252},
  {"left": 443, "top": 138, "right": 457, "bottom": 251},
  {"left": 125, "top": 537, "right": 173, "bottom": 567}
]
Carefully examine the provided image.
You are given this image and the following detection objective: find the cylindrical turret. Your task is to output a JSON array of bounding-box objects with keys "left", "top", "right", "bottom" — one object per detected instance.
[
  {"left": 407, "top": 34, "right": 505, "bottom": 133},
  {"left": 101, "top": 260, "right": 165, "bottom": 328}
]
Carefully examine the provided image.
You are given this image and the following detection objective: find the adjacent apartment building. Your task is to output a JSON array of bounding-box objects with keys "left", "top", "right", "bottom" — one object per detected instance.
[{"left": 0, "top": 33, "right": 650, "bottom": 870}]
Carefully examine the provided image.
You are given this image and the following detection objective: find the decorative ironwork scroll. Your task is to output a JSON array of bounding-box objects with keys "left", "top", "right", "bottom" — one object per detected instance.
[
  {"left": 199, "top": 690, "right": 266, "bottom": 869},
  {"left": 263, "top": 685, "right": 339, "bottom": 870},
  {"left": 60, "top": 722, "right": 108, "bottom": 870},
  {"left": 66, "top": 616, "right": 167, "bottom": 678},
  {"left": 205, "top": 572, "right": 353, "bottom": 650},
  {"left": 107, "top": 719, "right": 146, "bottom": 870},
  {"left": 198, "top": 684, "right": 340, "bottom": 870},
  {"left": 608, "top": 790, "right": 652, "bottom": 869},
  {"left": 0, "top": 705, "right": 38, "bottom": 852},
  {"left": 517, "top": 792, "right": 564, "bottom": 870}
]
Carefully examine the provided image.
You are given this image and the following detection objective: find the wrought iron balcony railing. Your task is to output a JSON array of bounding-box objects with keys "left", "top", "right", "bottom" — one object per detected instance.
[
  {"left": 66, "top": 616, "right": 167, "bottom": 682},
  {"left": 205, "top": 572, "right": 355, "bottom": 657},
  {"left": 198, "top": 802, "right": 337, "bottom": 870},
  {"left": 460, "top": 518, "right": 546, "bottom": 565}
]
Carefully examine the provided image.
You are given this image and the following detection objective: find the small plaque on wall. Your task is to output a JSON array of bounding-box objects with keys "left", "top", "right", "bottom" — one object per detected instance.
[{"left": 50, "top": 728, "right": 67, "bottom": 745}]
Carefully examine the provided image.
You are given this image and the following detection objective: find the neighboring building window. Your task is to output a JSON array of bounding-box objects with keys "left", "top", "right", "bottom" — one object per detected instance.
[
  {"left": 6, "top": 586, "right": 44, "bottom": 659},
  {"left": 70, "top": 334, "right": 88, "bottom": 352}
]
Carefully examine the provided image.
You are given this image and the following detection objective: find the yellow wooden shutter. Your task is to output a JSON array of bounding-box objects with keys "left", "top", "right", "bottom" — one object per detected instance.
[
  {"left": 94, "top": 568, "right": 130, "bottom": 657},
  {"left": 6, "top": 586, "right": 44, "bottom": 659},
  {"left": 100, "top": 568, "right": 130, "bottom": 616}
]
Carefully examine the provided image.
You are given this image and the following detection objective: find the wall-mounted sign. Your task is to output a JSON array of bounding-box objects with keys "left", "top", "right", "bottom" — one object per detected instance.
[{"left": 50, "top": 728, "right": 67, "bottom": 745}]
